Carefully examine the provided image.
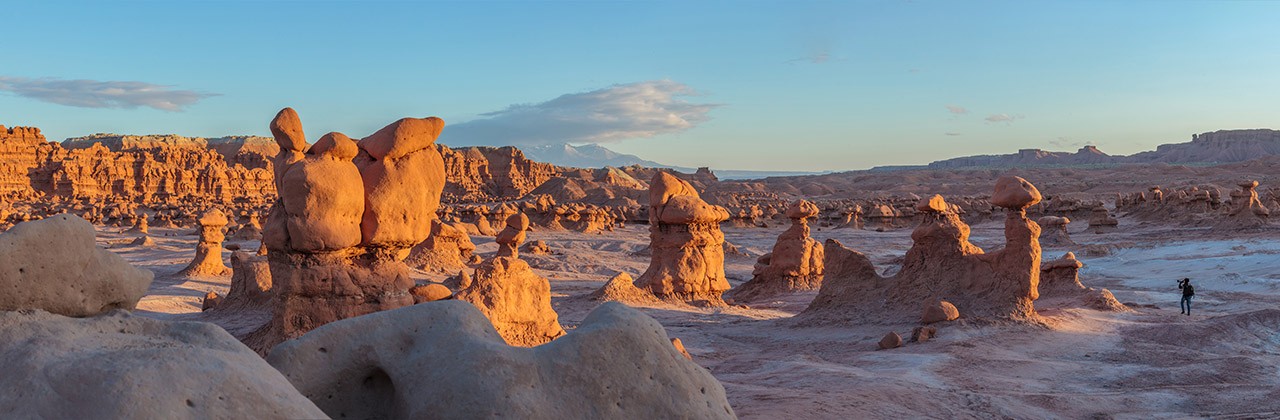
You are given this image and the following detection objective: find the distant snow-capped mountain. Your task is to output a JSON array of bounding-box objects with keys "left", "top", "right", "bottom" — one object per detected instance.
[{"left": 522, "top": 143, "right": 692, "bottom": 171}]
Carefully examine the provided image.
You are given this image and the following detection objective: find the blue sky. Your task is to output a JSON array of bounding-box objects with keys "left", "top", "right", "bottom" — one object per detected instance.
[{"left": 2, "top": 0, "right": 1278, "bottom": 171}]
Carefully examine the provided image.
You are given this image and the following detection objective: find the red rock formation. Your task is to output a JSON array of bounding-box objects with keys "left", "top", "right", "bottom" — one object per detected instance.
[
  {"left": 176, "top": 209, "right": 231, "bottom": 277},
  {"left": 800, "top": 176, "right": 1045, "bottom": 323},
  {"left": 249, "top": 109, "right": 445, "bottom": 353},
  {"left": 634, "top": 172, "right": 731, "bottom": 305},
  {"left": 732, "top": 199, "right": 825, "bottom": 301},
  {"left": 457, "top": 212, "right": 566, "bottom": 346}
]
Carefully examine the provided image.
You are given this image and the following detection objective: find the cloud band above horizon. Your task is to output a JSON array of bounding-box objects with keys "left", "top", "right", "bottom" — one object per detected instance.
[
  {"left": 0, "top": 76, "right": 216, "bottom": 111},
  {"left": 444, "top": 80, "right": 717, "bottom": 147}
]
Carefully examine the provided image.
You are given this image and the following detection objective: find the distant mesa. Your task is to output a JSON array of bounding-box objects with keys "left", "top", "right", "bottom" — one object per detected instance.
[{"left": 922, "top": 129, "right": 1280, "bottom": 169}]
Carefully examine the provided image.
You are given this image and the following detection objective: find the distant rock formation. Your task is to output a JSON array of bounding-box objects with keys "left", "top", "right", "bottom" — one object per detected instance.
[
  {"left": 928, "top": 129, "right": 1280, "bottom": 169},
  {"left": 800, "top": 176, "right": 1045, "bottom": 323}
]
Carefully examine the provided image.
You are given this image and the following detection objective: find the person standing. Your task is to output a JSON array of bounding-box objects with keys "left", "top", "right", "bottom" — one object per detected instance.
[{"left": 1178, "top": 278, "right": 1195, "bottom": 316}]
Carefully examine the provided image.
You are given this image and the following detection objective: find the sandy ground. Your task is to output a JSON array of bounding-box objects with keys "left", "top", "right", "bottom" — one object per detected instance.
[{"left": 104, "top": 219, "right": 1280, "bottom": 419}]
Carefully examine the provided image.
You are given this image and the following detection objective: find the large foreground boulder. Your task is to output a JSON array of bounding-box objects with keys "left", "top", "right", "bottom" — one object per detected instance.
[
  {"left": 0, "top": 310, "right": 324, "bottom": 418},
  {"left": 0, "top": 214, "right": 152, "bottom": 317},
  {"left": 267, "top": 300, "right": 735, "bottom": 419}
]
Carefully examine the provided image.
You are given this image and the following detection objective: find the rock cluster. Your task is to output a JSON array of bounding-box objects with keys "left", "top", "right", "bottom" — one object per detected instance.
[
  {"left": 266, "top": 301, "right": 735, "bottom": 419},
  {"left": 251, "top": 108, "right": 446, "bottom": 353},
  {"left": 801, "top": 176, "right": 1045, "bottom": 323},
  {"left": 732, "top": 199, "right": 825, "bottom": 301},
  {"left": 634, "top": 172, "right": 731, "bottom": 304}
]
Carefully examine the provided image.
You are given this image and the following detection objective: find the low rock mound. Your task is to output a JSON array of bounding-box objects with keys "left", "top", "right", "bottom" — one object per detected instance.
[
  {"left": 589, "top": 272, "right": 658, "bottom": 305},
  {"left": 0, "top": 310, "right": 324, "bottom": 418},
  {"left": 266, "top": 301, "right": 735, "bottom": 419},
  {"left": 0, "top": 214, "right": 152, "bottom": 317}
]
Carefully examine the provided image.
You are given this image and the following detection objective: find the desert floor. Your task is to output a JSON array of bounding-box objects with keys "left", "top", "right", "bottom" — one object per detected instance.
[{"left": 110, "top": 220, "right": 1280, "bottom": 419}]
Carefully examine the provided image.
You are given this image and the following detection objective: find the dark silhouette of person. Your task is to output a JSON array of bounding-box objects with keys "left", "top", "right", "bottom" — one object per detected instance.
[{"left": 1178, "top": 278, "right": 1195, "bottom": 315}]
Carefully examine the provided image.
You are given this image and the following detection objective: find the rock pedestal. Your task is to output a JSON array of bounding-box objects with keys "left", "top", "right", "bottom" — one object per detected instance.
[
  {"left": 250, "top": 108, "right": 446, "bottom": 354},
  {"left": 457, "top": 212, "right": 565, "bottom": 346},
  {"left": 732, "top": 199, "right": 825, "bottom": 301},
  {"left": 177, "top": 209, "right": 232, "bottom": 277},
  {"left": 634, "top": 172, "right": 731, "bottom": 304}
]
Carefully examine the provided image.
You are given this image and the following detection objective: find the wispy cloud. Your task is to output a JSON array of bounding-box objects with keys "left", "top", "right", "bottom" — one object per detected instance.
[
  {"left": 945, "top": 105, "right": 968, "bottom": 115},
  {"left": 945, "top": 132, "right": 962, "bottom": 136},
  {"left": 0, "top": 76, "right": 216, "bottom": 111},
  {"left": 984, "top": 113, "right": 1024, "bottom": 124},
  {"left": 445, "top": 80, "right": 718, "bottom": 146}
]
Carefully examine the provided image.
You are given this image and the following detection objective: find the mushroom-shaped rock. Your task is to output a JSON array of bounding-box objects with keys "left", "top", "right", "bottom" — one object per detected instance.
[
  {"left": 635, "top": 172, "right": 731, "bottom": 304},
  {"left": 0, "top": 214, "right": 153, "bottom": 317},
  {"left": 266, "top": 301, "right": 735, "bottom": 419},
  {"left": 732, "top": 199, "right": 825, "bottom": 301},
  {"left": 916, "top": 194, "right": 949, "bottom": 213},
  {"left": 177, "top": 209, "right": 232, "bottom": 277}
]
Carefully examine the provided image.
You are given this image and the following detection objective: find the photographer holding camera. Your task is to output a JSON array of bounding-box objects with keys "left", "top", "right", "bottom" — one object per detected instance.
[{"left": 1178, "top": 278, "right": 1195, "bottom": 316}]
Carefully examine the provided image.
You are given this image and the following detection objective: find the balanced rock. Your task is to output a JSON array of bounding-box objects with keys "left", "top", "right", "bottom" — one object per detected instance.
[
  {"left": 0, "top": 214, "right": 152, "bottom": 317},
  {"left": 266, "top": 301, "right": 735, "bottom": 419},
  {"left": 634, "top": 172, "right": 731, "bottom": 304},
  {"left": 495, "top": 212, "right": 530, "bottom": 258},
  {"left": 253, "top": 109, "right": 444, "bottom": 353},
  {"left": 356, "top": 117, "right": 447, "bottom": 248}
]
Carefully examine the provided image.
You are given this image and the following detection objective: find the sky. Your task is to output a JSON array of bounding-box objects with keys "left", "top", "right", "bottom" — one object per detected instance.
[{"left": 2, "top": 0, "right": 1278, "bottom": 171}]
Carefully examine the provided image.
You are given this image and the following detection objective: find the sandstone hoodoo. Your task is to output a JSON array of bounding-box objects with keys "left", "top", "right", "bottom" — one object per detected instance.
[
  {"left": 801, "top": 176, "right": 1045, "bottom": 323},
  {"left": 456, "top": 212, "right": 566, "bottom": 346},
  {"left": 732, "top": 199, "right": 825, "bottom": 301},
  {"left": 1219, "top": 180, "right": 1271, "bottom": 228},
  {"left": 1038, "top": 252, "right": 1128, "bottom": 311},
  {"left": 266, "top": 301, "right": 735, "bottom": 419},
  {"left": 251, "top": 108, "right": 445, "bottom": 353},
  {"left": 176, "top": 208, "right": 232, "bottom": 277},
  {"left": 0, "top": 214, "right": 152, "bottom": 317},
  {"left": 1037, "top": 215, "right": 1075, "bottom": 246},
  {"left": 634, "top": 172, "right": 731, "bottom": 305}
]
